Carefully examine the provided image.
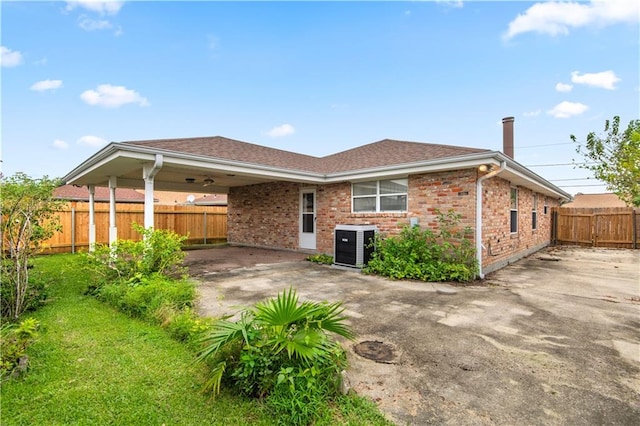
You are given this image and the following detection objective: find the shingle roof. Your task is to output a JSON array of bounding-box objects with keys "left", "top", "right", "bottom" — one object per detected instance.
[
  {"left": 562, "top": 193, "right": 627, "bottom": 208},
  {"left": 123, "top": 136, "right": 489, "bottom": 174},
  {"left": 318, "top": 139, "right": 488, "bottom": 173},
  {"left": 54, "top": 185, "right": 146, "bottom": 203}
]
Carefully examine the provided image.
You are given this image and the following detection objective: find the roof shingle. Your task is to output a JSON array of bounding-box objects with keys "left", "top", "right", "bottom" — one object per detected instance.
[{"left": 123, "top": 136, "right": 489, "bottom": 174}]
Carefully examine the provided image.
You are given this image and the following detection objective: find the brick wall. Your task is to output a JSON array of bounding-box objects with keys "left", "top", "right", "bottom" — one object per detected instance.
[
  {"left": 481, "top": 177, "right": 559, "bottom": 273},
  {"left": 228, "top": 181, "right": 301, "bottom": 250},
  {"left": 227, "top": 171, "right": 560, "bottom": 273}
]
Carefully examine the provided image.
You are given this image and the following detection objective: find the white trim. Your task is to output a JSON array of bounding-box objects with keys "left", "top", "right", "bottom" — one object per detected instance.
[
  {"left": 63, "top": 143, "right": 571, "bottom": 202},
  {"left": 299, "top": 188, "right": 316, "bottom": 250}
]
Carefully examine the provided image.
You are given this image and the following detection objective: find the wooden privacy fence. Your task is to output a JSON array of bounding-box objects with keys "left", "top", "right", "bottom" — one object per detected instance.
[
  {"left": 43, "top": 202, "right": 227, "bottom": 253},
  {"left": 551, "top": 207, "right": 639, "bottom": 249}
]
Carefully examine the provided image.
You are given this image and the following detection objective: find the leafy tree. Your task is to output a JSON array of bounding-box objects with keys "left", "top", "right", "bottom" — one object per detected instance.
[
  {"left": 571, "top": 116, "right": 640, "bottom": 206},
  {"left": 1, "top": 173, "right": 64, "bottom": 319}
]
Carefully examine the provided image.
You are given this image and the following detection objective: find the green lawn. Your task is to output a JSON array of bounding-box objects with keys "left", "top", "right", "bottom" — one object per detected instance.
[{"left": 1, "top": 254, "right": 390, "bottom": 426}]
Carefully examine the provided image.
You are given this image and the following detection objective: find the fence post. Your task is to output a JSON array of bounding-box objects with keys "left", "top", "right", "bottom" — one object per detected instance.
[
  {"left": 551, "top": 209, "right": 557, "bottom": 246},
  {"left": 203, "top": 211, "right": 207, "bottom": 245},
  {"left": 71, "top": 207, "right": 76, "bottom": 254},
  {"left": 633, "top": 209, "right": 637, "bottom": 250}
]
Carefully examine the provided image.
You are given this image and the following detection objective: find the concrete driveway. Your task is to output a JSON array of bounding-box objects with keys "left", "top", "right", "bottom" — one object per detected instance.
[{"left": 191, "top": 246, "right": 640, "bottom": 425}]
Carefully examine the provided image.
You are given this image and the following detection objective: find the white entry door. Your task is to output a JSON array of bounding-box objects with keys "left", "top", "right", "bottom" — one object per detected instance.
[{"left": 299, "top": 189, "right": 316, "bottom": 250}]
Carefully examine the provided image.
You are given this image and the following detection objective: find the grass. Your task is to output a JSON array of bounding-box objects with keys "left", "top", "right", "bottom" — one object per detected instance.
[{"left": 1, "top": 254, "right": 392, "bottom": 426}]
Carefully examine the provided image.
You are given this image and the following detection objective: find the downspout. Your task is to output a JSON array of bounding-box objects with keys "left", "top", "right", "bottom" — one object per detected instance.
[
  {"left": 476, "top": 161, "right": 506, "bottom": 278},
  {"left": 143, "top": 154, "right": 164, "bottom": 231}
]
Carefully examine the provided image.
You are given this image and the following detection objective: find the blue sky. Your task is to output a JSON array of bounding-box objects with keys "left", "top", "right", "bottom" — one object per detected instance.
[{"left": 1, "top": 0, "right": 638, "bottom": 195}]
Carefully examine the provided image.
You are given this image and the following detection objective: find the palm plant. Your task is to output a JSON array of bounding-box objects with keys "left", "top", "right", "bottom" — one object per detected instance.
[{"left": 198, "top": 287, "right": 354, "bottom": 398}]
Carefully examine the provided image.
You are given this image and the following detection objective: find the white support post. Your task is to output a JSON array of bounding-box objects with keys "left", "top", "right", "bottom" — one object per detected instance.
[
  {"left": 88, "top": 185, "right": 96, "bottom": 252},
  {"left": 142, "top": 155, "right": 163, "bottom": 233},
  {"left": 108, "top": 176, "right": 118, "bottom": 246}
]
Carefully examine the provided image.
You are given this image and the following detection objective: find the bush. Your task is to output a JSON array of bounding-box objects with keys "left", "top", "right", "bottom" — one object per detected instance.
[
  {"left": 198, "top": 288, "right": 353, "bottom": 425},
  {"left": 82, "top": 224, "right": 187, "bottom": 292},
  {"left": 306, "top": 254, "right": 334, "bottom": 265},
  {"left": 97, "top": 274, "right": 196, "bottom": 320},
  {"left": 364, "top": 209, "right": 478, "bottom": 283},
  {"left": 0, "top": 318, "right": 39, "bottom": 381},
  {"left": 80, "top": 226, "right": 201, "bottom": 345}
]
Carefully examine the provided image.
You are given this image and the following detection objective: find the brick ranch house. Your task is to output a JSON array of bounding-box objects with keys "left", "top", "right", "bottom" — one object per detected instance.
[{"left": 62, "top": 117, "right": 571, "bottom": 277}]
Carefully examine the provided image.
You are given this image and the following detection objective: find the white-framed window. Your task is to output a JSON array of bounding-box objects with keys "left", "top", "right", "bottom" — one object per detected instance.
[
  {"left": 352, "top": 178, "right": 408, "bottom": 213},
  {"left": 510, "top": 187, "right": 518, "bottom": 233},
  {"left": 532, "top": 194, "right": 538, "bottom": 230}
]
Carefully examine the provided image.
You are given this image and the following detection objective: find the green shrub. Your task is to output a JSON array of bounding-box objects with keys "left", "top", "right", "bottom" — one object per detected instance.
[
  {"left": 364, "top": 209, "right": 478, "bottom": 283},
  {"left": 198, "top": 288, "right": 353, "bottom": 424},
  {"left": 0, "top": 318, "right": 39, "bottom": 381},
  {"left": 97, "top": 274, "right": 196, "bottom": 320},
  {"left": 81, "top": 224, "right": 188, "bottom": 292},
  {"left": 155, "top": 306, "right": 212, "bottom": 345},
  {"left": 306, "top": 254, "right": 334, "bottom": 265}
]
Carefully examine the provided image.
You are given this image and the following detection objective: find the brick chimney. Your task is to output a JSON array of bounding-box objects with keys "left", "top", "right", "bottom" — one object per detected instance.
[{"left": 502, "top": 116, "right": 514, "bottom": 159}]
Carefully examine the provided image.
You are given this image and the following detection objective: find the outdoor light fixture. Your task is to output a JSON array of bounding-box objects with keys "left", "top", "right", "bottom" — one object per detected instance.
[
  {"left": 185, "top": 177, "right": 196, "bottom": 183},
  {"left": 478, "top": 164, "right": 489, "bottom": 172}
]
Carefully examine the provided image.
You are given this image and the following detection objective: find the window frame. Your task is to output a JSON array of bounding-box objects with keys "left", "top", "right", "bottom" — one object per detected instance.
[
  {"left": 352, "top": 178, "right": 408, "bottom": 213},
  {"left": 510, "top": 187, "right": 518, "bottom": 234},
  {"left": 532, "top": 194, "right": 538, "bottom": 231}
]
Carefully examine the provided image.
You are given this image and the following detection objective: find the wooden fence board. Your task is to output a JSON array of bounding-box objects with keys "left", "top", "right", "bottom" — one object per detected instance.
[
  {"left": 552, "top": 207, "right": 639, "bottom": 249},
  {"left": 41, "top": 202, "right": 227, "bottom": 253}
]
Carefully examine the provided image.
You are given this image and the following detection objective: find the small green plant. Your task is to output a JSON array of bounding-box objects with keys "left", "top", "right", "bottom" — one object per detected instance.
[
  {"left": 364, "top": 209, "right": 478, "bottom": 282},
  {"left": 306, "top": 254, "right": 334, "bottom": 265},
  {"left": 0, "top": 318, "right": 40, "bottom": 381},
  {"left": 154, "top": 305, "right": 212, "bottom": 345},
  {"left": 198, "top": 287, "right": 353, "bottom": 424}
]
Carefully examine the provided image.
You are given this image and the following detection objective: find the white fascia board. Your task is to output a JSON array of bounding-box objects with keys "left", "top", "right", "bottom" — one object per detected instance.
[
  {"left": 63, "top": 145, "right": 157, "bottom": 184},
  {"left": 502, "top": 165, "right": 570, "bottom": 200},
  {"left": 163, "top": 155, "right": 325, "bottom": 183},
  {"left": 120, "top": 143, "right": 326, "bottom": 183},
  {"left": 499, "top": 154, "right": 571, "bottom": 200},
  {"left": 323, "top": 153, "right": 501, "bottom": 183}
]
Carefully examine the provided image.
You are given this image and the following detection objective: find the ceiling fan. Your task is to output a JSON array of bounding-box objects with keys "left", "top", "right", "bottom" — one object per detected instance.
[{"left": 202, "top": 176, "right": 215, "bottom": 187}]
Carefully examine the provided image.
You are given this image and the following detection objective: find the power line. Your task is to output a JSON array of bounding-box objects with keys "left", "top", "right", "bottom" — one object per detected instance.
[
  {"left": 524, "top": 162, "right": 595, "bottom": 167},
  {"left": 549, "top": 178, "right": 596, "bottom": 182},
  {"left": 557, "top": 184, "right": 608, "bottom": 188},
  {"left": 518, "top": 142, "right": 575, "bottom": 149}
]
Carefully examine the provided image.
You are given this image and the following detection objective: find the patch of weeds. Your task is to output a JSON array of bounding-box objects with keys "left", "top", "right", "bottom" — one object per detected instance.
[
  {"left": 0, "top": 318, "right": 40, "bottom": 381},
  {"left": 307, "top": 253, "right": 334, "bottom": 265}
]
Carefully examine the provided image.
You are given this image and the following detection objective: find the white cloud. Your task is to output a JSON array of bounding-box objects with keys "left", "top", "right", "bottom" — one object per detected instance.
[
  {"left": 77, "top": 135, "right": 107, "bottom": 147},
  {"left": 1, "top": 46, "right": 24, "bottom": 67},
  {"left": 436, "top": 1, "right": 464, "bottom": 9},
  {"left": 267, "top": 124, "right": 296, "bottom": 138},
  {"left": 52, "top": 139, "right": 70, "bottom": 150},
  {"left": 78, "top": 15, "right": 113, "bottom": 31},
  {"left": 571, "top": 70, "right": 620, "bottom": 90},
  {"left": 547, "top": 101, "right": 589, "bottom": 118},
  {"left": 80, "top": 84, "right": 149, "bottom": 108},
  {"left": 504, "top": 0, "right": 640, "bottom": 40},
  {"left": 555, "top": 82, "right": 573, "bottom": 92},
  {"left": 30, "top": 79, "right": 63, "bottom": 92},
  {"left": 65, "top": 1, "right": 124, "bottom": 16},
  {"left": 523, "top": 110, "right": 541, "bottom": 117}
]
